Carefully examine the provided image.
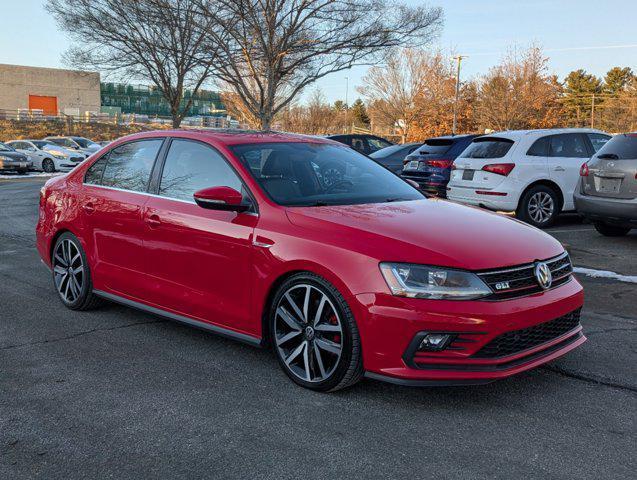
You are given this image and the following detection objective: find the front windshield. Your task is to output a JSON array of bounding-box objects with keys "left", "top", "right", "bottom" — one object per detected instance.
[
  {"left": 32, "top": 141, "right": 56, "bottom": 149},
  {"left": 231, "top": 142, "right": 424, "bottom": 207}
]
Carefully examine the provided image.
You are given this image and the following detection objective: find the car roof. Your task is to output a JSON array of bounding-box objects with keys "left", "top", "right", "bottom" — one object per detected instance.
[
  {"left": 108, "top": 129, "right": 342, "bottom": 147},
  {"left": 479, "top": 128, "right": 608, "bottom": 141}
]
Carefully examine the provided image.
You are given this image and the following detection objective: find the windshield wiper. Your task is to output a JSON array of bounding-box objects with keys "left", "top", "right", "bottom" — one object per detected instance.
[{"left": 385, "top": 197, "right": 410, "bottom": 203}]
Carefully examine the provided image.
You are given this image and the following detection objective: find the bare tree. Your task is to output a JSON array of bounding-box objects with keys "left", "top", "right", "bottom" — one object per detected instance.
[
  {"left": 359, "top": 49, "right": 435, "bottom": 142},
  {"left": 47, "top": 0, "right": 218, "bottom": 127},
  {"left": 200, "top": 0, "right": 443, "bottom": 130}
]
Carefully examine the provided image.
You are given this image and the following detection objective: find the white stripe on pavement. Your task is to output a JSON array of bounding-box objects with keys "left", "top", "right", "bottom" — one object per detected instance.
[{"left": 573, "top": 267, "right": 637, "bottom": 284}]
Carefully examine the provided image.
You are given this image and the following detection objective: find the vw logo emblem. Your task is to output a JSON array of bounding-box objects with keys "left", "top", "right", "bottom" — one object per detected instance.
[{"left": 534, "top": 262, "right": 552, "bottom": 290}]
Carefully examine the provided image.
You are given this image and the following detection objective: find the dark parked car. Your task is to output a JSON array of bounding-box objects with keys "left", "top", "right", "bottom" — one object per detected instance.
[
  {"left": 401, "top": 134, "right": 479, "bottom": 196},
  {"left": 0, "top": 142, "right": 32, "bottom": 174},
  {"left": 369, "top": 142, "right": 423, "bottom": 174},
  {"left": 326, "top": 134, "right": 393, "bottom": 155},
  {"left": 575, "top": 133, "right": 637, "bottom": 236}
]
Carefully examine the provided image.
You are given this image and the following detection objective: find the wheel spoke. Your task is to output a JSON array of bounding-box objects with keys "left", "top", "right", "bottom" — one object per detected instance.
[
  {"left": 285, "top": 341, "right": 306, "bottom": 366},
  {"left": 53, "top": 265, "right": 67, "bottom": 275},
  {"left": 276, "top": 330, "right": 301, "bottom": 346},
  {"left": 277, "top": 307, "right": 303, "bottom": 331},
  {"left": 71, "top": 274, "right": 82, "bottom": 296},
  {"left": 302, "top": 286, "right": 311, "bottom": 323},
  {"left": 313, "top": 295, "right": 326, "bottom": 326},
  {"left": 54, "top": 252, "right": 67, "bottom": 267},
  {"left": 284, "top": 292, "right": 305, "bottom": 323},
  {"left": 315, "top": 323, "right": 340, "bottom": 332},
  {"left": 302, "top": 342, "right": 311, "bottom": 381},
  {"left": 313, "top": 342, "right": 327, "bottom": 378},
  {"left": 316, "top": 337, "right": 341, "bottom": 355}
]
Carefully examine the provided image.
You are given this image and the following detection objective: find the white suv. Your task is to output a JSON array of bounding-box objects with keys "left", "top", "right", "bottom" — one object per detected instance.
[{"left": 447, "top": 129, "right": 611, "bottom": 227}]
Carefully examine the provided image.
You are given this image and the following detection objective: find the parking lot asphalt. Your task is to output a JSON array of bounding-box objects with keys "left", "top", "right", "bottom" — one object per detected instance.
[{"left": 1, "top": 176, "right": 635, "bottom": 480}]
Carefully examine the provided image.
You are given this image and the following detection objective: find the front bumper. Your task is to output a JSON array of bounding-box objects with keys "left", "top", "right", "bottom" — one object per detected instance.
[
  {"left": 353, "top": 277, "right": 585, "bottom": 385},
  {"left": 574, "top": 190, "right": 637, "bottom": 226}
]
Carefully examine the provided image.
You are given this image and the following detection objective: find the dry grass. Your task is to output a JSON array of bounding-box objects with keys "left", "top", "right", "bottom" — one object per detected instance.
[{"left": 0, "top": 120, "right": 171, "bottom": 143}]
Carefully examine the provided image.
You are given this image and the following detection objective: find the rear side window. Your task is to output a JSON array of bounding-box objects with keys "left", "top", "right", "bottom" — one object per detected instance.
[
  {"left": 461, "top": 137, "right": 514, "bottom": 159},
  {"left": 587, "top": 133, "right": 611, "bottom": 153},
  {"left": 549, "top": 134, "right": 589, "bottom": 158},
  {"left": 418, "top": 139, "right": 453, "bottom": 155},
  {"left": 595, "top": 134, "right": 637, "bottom": 160},
  {"left": 526, "top": 136, "right": 549, "bottom": 156},
  {"left": 158, "top": 139, "right": 243, "bottom": 202},
  {"left": 367, "top": 137, "right": 392, "bottom": 151},
  {"left": 101, "top": 139, "right": 163, "bottom": 192}
]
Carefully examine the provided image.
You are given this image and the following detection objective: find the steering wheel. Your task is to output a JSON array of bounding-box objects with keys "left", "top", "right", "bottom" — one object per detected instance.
[{"left": 325, "top": 180, "right": 354, "bottom": 193}]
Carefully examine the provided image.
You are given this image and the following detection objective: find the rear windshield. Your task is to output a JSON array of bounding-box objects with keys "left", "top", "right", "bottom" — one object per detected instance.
[
  {"left": 461, "top": 137, "right": 514, "bottom": 159},
  {"left": 595, "top": 134, "right": 637, "bottom": 160},
  {"left": 369, "top": 143, "right": 418, "bottom": 158},
  {"left": 416, "top": 139, "right": 454, "bottom": 155}
]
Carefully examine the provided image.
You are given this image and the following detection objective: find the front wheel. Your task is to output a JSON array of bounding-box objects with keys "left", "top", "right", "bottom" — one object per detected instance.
[
  {"left": 42, "top": 158, "right": 56, "bottom": 173},
  {"left": 52, "top": 232, "right": 102, "bottom": 310},
  {"left": 594, "top": 222, "right": 631, "bottom": 237},
  {"left": 270, "top": 273, "right": 363, "bottom": 392},
  {"left": 517, "top": 185, "right": 560, "bottom": 228}
]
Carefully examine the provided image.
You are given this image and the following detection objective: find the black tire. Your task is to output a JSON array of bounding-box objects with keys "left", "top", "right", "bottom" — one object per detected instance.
[
  {"left": 269, "top": 272, "right": 363, "bottom": 392},
  {"left": 593, "top": 222, "right": 631, "bottom": 237},
  {"left": 42, "top": 158, "right": 56, "bottom": 173},
  {"left": 51, "top": 232, "right": 103, "bottom": 310},
  {"left": 517, "top": 185, "right": 560, "bottom": 228},
  {"left": 17, "top": 170, "right": 27, "bottom": 175}
]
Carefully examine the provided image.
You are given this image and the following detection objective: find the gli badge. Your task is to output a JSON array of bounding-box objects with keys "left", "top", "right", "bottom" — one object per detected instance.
[{"left": 534, "top": 262, "right": 552, "bottom": 290}]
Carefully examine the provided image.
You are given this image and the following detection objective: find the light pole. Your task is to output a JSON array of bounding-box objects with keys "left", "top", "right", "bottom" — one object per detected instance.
[{"left": 452, "top": 55, "right": 466, "bottom": 136}]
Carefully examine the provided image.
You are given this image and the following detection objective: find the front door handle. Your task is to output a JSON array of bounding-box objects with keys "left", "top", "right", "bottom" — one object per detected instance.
[
  {"left": 83, "top": 202, "right": 95, "bottom": 214},
  {"left": 146, "top": 214, "right": 161, "bottom": 228},
  {"left": 553, "top": 166, "right": 565, "bottom": 172}
]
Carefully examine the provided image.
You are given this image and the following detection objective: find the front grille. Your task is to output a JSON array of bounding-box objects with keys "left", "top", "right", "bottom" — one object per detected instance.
[
  {"left": 478, "top": 252, "right": 573, "bottom": 300},
  {"left": 472, "top": 309, "right": 581, "bottom": 358}
]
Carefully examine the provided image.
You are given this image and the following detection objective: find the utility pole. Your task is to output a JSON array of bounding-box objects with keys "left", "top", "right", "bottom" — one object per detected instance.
[
  {"left": 590, "top": 93, "right": 595, "bottom": 129},
  {"left": 452, "top": 55, "right": 466, "bottom": 136}
]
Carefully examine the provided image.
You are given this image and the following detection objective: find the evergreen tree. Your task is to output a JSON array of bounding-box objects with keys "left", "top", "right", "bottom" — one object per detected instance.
[
  {"left": 604, "top": 67, "right": 635, "bottom": 96},
  {"left": 351, "top": 98, "right": 370, "bottom": 127},
  {"left": 563, "top": 69, "right": 602, "bottom": 127}
]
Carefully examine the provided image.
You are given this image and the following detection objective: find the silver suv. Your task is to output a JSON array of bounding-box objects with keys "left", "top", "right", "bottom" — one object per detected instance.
[{"left": 574, "top": 133, "right": 637, "bottom": 236}]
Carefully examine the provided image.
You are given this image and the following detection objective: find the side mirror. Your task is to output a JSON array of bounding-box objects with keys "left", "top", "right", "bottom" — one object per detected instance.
[{"left": 193, "top": 186, "right": 250, "bottom": 212}]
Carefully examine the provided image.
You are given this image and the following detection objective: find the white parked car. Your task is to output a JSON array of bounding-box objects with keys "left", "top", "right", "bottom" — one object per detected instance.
[
  {"left": 6, "top": 140, "right": 85, "bottom": 172},
  {"left": 447, "top": 129, "right": 611, "bottom": 227},
  {"left": 43, "top": 136, "right": 101, "bottom": 157}
]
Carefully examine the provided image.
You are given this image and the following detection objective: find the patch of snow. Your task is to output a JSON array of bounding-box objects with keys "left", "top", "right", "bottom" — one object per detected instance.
[
  {"left": 573, "top": 267, "right": 637, "bottom": 284},
  {"left": 0, "top": 172, "right": 64, "bottom": 179}
]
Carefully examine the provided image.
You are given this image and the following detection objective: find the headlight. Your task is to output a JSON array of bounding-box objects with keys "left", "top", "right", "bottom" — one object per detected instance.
[
  {"left": 51, "top": 153, "right": 66, "bottom": 159},
  {"left": 380, "top": 263, "right": 492, "bottom": 300}
]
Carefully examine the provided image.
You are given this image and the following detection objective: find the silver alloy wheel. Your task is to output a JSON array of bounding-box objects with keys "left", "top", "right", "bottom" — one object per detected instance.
[
  {"left": 53, "top": 239, "right": 84, "bottom": 303},
  {"left": 274, "top": 284, "right": 343, "bottom": 383},
  {"left": 527, "top": 191, "right": 554, "bottom": 224}
]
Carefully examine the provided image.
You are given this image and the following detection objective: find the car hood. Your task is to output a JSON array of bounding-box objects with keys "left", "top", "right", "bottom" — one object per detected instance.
[{"left": 285, "top": 199, "right": 564, "bottom": 270}]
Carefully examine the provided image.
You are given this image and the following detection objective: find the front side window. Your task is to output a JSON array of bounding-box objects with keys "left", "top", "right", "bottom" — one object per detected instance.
[
  {"left": 101, "top": 139, "right": 163, "bottom": 192},
  {"left": 461, "top": 137, "right": 514, "bottom": 159},
  {"left": 159, "top": 139, "right": 243, "bottom": 202},
  {"left": 587, "top": 133, "right": 611, "bottom": 153},
  {"left": 526, "top": 136, "right": 550, "bottom": 157},
  {"left": 231, "top": 142, "right": 423, "bottom": 207},
  {"left": 84, "top": 155, "right": 109, "bottom": 185},
  {"left": 549, "top": 134, "right": 589, "bottom": 158}
]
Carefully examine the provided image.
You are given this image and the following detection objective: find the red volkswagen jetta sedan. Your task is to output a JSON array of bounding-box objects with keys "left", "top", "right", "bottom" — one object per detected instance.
[{"left": 36, "top": 130, "right": 585, "bottom": 391}]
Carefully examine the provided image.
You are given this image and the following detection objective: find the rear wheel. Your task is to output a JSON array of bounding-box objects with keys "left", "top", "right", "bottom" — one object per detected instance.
[
  {"left": 270, "top": 273, "right": 363, "bottom": 392},
  {"left": 42, "top": 158, "right": 56, "bottom": 173},
  {"left": 517, "top": 185, "right": 560, "bottom": 228},
  {"left": 52, "top": 232, "right": 102, "bottom": 310},
  {"left": 593, "top": 222, "right": 631, "bottom": 237}
]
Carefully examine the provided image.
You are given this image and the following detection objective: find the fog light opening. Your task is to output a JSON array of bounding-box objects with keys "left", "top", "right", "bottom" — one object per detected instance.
[{"left": 418, "top": 333, "right": 454, "bottom": 352}]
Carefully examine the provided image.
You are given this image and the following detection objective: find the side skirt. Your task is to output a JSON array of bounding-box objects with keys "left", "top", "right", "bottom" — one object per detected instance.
[{"left": 93, "top": 289, "right": 263, "bottom": 348}]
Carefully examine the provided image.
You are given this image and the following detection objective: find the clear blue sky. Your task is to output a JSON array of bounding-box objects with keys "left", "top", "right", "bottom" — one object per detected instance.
[{"left": 1, "top": 0, "right": 635, "bottom": 104}]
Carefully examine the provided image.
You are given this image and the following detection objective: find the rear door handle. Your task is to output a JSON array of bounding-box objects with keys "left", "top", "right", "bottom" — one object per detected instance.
[
  {"left": 146, "top": 214, "right": 161, "bottom": 228},
  {"left": 83, "top": 202, "right": 95, "bottom": 214}
]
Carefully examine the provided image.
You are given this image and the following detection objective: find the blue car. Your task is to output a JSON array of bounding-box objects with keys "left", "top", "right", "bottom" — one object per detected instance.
[{"left": 401, "top": 134, "right": 479, "bottom": 196}]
